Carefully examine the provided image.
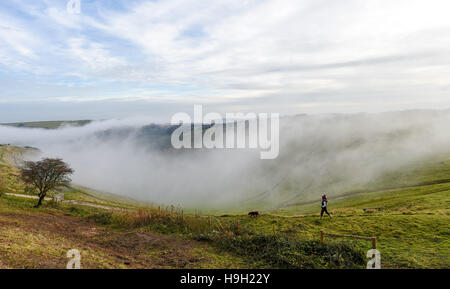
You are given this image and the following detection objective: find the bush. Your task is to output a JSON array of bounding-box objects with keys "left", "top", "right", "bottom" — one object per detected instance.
[
  {"left": 105, "top": 209, "right": 214, "bottom": 235},
  {"left": 214, "top": 234, "right": 366, "bottom": 269},
  {"left": 92, "top": 212, "right": 113, "bottom": 225}
]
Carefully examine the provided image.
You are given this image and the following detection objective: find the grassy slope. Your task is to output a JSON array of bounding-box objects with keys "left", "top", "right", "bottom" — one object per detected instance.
[
  {"left": 220, "top": 156, "right": 450, "bottom": 268},
  {"left": 0, "top": 145, "right": 449, "bottom": 268},
  {"left": 264, "top": 153, "right": 450, "bottom": 209},
  {"left": 1, "top": 120, "right": 91, "bottom": 129},
  {"left": 0, "top": 147, "right": 247, "bottom": 269},
  {"left": 226, "top": 183, "right": 449, "bottom": 268},
  {"left": 0, "top": 196, "right": 247, "bottom": 269}
]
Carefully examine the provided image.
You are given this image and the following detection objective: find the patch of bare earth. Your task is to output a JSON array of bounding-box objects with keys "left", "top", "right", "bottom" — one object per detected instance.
[{"left": 0, "top": 211, "right": 210, "bottom": 269}]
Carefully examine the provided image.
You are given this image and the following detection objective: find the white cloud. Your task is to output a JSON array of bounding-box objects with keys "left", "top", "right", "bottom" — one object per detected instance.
[
  {"left": 0, "top": 13, "right": 40, "bottom": 69},
  {"left": 1, "top": 0, "right": 450, "bottom": 117},
  {"left": 67, "top": 37, "right": 126, "bottom": 73},
  {"left": 93, "top": 0, "right": 450, "bottom": 101}
]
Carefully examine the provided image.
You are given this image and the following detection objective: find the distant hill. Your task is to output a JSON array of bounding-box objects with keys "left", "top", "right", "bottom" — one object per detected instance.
[{"left": 1, "top": 120, "right": 91, "bottom": 129}]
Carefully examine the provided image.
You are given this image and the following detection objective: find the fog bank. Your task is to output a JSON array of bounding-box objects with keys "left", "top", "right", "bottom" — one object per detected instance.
[{"left": 1, "top": 110, "right": 450, "bottom": 209}]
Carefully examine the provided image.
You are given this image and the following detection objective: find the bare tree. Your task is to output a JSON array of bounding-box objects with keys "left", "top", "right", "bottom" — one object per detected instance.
[{"left": 20, "top": 158, "right": 74, "bottom": 207}]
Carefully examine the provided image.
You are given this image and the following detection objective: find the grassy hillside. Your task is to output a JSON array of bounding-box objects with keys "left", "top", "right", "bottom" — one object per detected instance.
[
  {"left": 0, "top": 146, "right": 248, "bottom": 268},
  {"left": 0, "top": 145, "right": 448, "bottom": 268},
  {"left": 250, "top": 183, "right": 449, "bottom": 268},
  {"left": 1, "top": 120, "right": 91, "bottom": 129},
  {"left": 245, "top": 153, "right": 450, "bottom": 211}
]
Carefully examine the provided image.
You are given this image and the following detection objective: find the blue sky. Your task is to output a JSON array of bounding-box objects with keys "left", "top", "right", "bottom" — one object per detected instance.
[{"left": 1, "top": 0, "right": 450, "bottom": 122}]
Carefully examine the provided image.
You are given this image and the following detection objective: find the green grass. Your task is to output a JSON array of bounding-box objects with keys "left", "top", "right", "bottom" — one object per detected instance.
[
  {"left": 210, "top": 182, "right": 449, "bottom": 268},
  {"left": 213, "top": 234, "right": 366, "bottom": 269}
]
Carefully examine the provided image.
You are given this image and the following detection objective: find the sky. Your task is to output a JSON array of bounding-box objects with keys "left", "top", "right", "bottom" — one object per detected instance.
[{"left": 1, "top": 0, "right": 450, "bottom": 123}]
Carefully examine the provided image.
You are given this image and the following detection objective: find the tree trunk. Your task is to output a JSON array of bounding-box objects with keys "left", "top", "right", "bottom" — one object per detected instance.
[{"left": 34, "top": 192, "right": 46, "bottom": 208}]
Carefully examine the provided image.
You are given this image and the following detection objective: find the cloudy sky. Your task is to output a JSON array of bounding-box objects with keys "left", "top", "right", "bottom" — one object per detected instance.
[{"left": 1, "top": 0, "right": 450, "bottom": 122}]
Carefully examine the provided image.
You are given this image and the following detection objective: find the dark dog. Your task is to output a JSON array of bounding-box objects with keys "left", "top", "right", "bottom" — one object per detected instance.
[{"left": 248, "top": 211, "right": 259, "bottom": 217}]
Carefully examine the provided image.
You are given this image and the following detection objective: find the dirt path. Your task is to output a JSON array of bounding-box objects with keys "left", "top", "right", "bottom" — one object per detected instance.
[
  {"left": 5, "top": 193, "right": 51, "bottom": 201},
  {"left": 5, "top": 193, "right": 129, "bottom": 211},
  {"left": 0, "top": 211, "right": 211, "bottom": 269}
]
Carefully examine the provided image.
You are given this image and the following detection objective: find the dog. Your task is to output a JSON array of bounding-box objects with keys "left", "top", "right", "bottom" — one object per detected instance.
[{"left": 248, "top": 211, "right": 259, "bottom": 217}]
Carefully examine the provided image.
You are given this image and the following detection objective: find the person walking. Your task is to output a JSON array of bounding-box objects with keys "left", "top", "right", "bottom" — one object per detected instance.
[{"left": 321, "top": 194, "right": 331, "bottom": 219}]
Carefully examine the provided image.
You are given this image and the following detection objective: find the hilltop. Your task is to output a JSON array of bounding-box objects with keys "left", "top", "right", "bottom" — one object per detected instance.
[{"left": 1, "top": 120, "right": 91, "bottom": 129}]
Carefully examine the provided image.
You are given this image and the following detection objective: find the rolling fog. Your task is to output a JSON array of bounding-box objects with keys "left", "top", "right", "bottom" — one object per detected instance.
[{"left": 1, "top": 110, "right": 450, "bottom": 209}]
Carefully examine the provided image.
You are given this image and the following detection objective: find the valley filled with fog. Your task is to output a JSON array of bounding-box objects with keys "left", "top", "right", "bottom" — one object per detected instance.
[{"left": 1, "top": 109, "right": 450, "bottom": 209}]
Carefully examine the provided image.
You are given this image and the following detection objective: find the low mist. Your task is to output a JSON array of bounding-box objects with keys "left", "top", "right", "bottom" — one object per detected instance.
[{"left": 1, "top": 110, "right": 450, "bottom": 209}]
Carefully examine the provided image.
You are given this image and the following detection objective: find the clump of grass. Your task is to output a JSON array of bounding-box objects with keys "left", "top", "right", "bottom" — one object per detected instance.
[
  {"left": 95, "top": 207, "right": 247, "bottom": 238},
  {"left": 100, "top": 207, "right": 194, "bottom": 234},
  {"left": 92, "top": 212, "right": 113, "bottom": 225},
  {"left": 121, "top": 209, "right": 187, "bottom": 233},
  {"left": 213, "top": 233, "right": 366, "bottom": 269}
]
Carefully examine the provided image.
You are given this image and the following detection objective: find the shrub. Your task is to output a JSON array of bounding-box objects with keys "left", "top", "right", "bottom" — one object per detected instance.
[
  {"left": 105, "top": 208, "right": 217, "bottom": 235},
  {"left": 92, "top": 212, "right": 113, "bottom": 225},
  {"left": 214, "top": 233, "right": 366, "bottom": 269}
]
